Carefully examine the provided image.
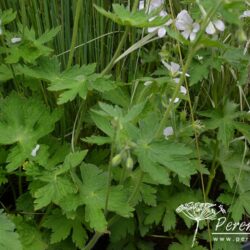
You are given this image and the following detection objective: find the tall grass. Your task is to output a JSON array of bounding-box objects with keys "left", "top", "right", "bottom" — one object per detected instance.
[{"left": 0, "top": 0, "right": 130, "bottom": 72}]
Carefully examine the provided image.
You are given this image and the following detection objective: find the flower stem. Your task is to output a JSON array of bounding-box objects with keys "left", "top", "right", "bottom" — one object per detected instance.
[{"left": 67, "top": 0, "right": 83, "bottom": 69}]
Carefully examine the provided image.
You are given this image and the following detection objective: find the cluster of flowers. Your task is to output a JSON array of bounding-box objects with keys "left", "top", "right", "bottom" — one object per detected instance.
[
  {"left": 139, "top": 0, "right": 250, "bottom": 138},
  {"left": 139, "top": 0, "right": 227, "bottom": 40}
]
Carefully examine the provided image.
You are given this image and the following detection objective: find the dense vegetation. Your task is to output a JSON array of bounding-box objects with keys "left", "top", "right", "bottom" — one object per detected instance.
[{"left": 0, "top": 0, "right": 249, "bottom": 249}]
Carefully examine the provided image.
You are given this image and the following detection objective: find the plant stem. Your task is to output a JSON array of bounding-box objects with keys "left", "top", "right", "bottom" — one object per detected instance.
[
  {"left": 67, "top": 0, "right": 83, "bottom": 69},
  {"left": 83, "top": 170, "right": 144, "bottom": 250},
  {"left": 104, "top": 134, "right": 116, "bottom": 216},
  {"left": 101, "top": 0, "right": 140, "bottom": 75},
  {"left": 155, "top": 0, "right": 224, "bottom": 138},
  {"left": 205, "top": 141, "right": 219, "bottom": 198},
  {"left": 83, "top": 232, "right": 103, "bottom": 250},
  {"left": 155, "top": 49, "right": 195, "bottom": 138}
]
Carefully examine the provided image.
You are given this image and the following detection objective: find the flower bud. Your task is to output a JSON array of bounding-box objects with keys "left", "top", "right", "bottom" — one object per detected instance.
[
  {"left": 111, "top": 153, "right": 122, "bottom": 167},
  {"left": 126, "top": 157, "right": 134, "bottom": 170}
]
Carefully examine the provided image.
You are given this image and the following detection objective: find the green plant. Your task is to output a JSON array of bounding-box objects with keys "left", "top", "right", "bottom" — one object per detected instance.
[{"left": 0, "top": 0, "right": 250, "bottom": 249}]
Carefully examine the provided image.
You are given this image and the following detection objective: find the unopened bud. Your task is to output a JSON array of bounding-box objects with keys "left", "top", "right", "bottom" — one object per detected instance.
[
  {"left": 126, "top": 157, "right": 133, "bottom": 170},
  {"left": 111, "top": 154, "right": 122, "bottom": 167}
]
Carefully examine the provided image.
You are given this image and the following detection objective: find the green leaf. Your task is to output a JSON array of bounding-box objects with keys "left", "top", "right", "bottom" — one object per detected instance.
[
  {"left": 0, "top": 93, "right": 61, "bottom": 171},
  {"left": 48, "top": 64, "right": 96, "bottom": 104},
  {"left": 144, "top": 188, "right": 202, "bottom": 231},
  {"left": 109, "top": 217, "right": 135, "bottom": 242},
  {"left": 20, "top": 58, "right": 116, "bottom": 104},
  {"left": 169, "top": 235, "right": 207, "bottom": 250},
  {"left": 5, "top": 26, "right": 60, "bottom": 64},
  {"left": 90, "top": 111, "right": 114, "bottom": 137},
  {"left": 32, "top": 150, "right": 86, "bottom": 209},
  {"left": 34, "top": 176, "right": 77, "bottom": 210},
  {"left": 123, "top": 102, "right": 146, "bottom": 123},
  {"left": 135, "top": 140, "right": 196, "bottom": 184},
  {"left": 0, "top": 210, "right": 22, "bottom": 250},
  {"left": 0, "top": 64, "right": 13, "bottom": 82},
  {"left": 189, "top": 56, "right": 222, "bottom": 86},
  {"left": 0, "top": 9, "right": 16, "bottom": 25},
  {"left": 230, "top": 191, "right": 250, "bottom": 221},
  {"left": 82, "top": 135, "right": 112, "bottom": 145},
  {"left": 38, "top": 26, "right": 61, "bottom": 44},
  {"left": 94, "top": 4, "right": 170, "bottom": 28},
  {"left": 78, "top": 164, "right": 134, "bottom": 231},
  {"left": 43, "top": 209, "right": 87, "bottom": 248},
  {"left": 12, "top": 216, "right": 47, "bottom": 250},
  {"left": 136, "top": 149, "right": 171, "bottom": 185},
  {"left": 85, "top": 206, "right": 107, "bottom": 232},
  {"left": 200, "top": 101, "right": 245, "bottom": 147}
]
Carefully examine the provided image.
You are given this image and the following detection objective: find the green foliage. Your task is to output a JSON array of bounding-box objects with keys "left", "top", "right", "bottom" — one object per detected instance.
[
  {"left": 43, "top": 208, "right": 87, "bottom": 248},
  {"left": 169, "top": 235, "right": 208, "bottom": 250},
  {"left": 31, "top": 150, "right": 87, "bottom": 210},
  {"left": 4, "top": 26, "right": 60, "bottom": 64},
  {"left": 94, "top": 4, "right": 170, "bottom": 28},
  {"left": 0, "top": 93, "right": 61, "bottom": 171},
  {"left": 20, "top": 58, "right": 116, "bottom": 104},
  {"left": 0, "top": 210, "right": 22, "bottom": 250},
  {"left": 13, "top": 216, "right": 47, "bottom": 250},
  {"left": 200, "top": 101, "right": 249, "bottom": 147},
  {"left": 0, "top": 1, "right": 249, "bottom": 249}
]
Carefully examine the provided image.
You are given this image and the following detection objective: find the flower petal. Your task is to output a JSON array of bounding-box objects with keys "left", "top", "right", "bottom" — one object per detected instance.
[
  {"left": 180, "top": 85, "right": 187, "bottom": 95},
  {"left": 192, "top": 22, "right": 200, "bottom": 32},
  {"left": 213, "top": 19, "right": 225, "bottom": 32},
  {"left": 176, "top": 10, "right": 193, "bottom": 25},
  {"left": 158, "top": 27, "right": 166, "bottom": 38},
  {"left": 139, "top": 0, "right": 145, "bottom": 10},
  {"left": 173, "top": 78, "right": 180, "bottom": 83},
  {"left": 144, "top": 81, "right": 152, "bottom": 86},
  {"left": 170, "top": 62, "right": 181, "bottom": 74},
  {"left": 159, "top": 10, "right": 168, "bottom": 17},
  {"left": 11, "top": 37, "right": 22, "bottom": 44},
  {"left": 206, "top": 21, "right": 216, "bottom": 35},
  {"left": 181, "top": 30, "right": 190, "bottom": 40},
  {"left": 148, "top": 26, "right": 158, "bottom": 33},
  {"left": 161, "top": 60, "right": 172, "bottom": 71},
  {"left": 169, "top": 97, "right": 180, "bottom": 103},
  {"left": 240, "top": 10, "right": 250, "bottom": 18},
  {"left": 163, "top": 126, "right": 174, "bottom": 138},
  {"left": 149, "top": 0, "right": 164, "bottom": 11},
  {"left": 175, "top": 20, "right": 188, "bottom": 30},
  {"left": 189, "top": 31, "right": 196, "bottom": 41}
]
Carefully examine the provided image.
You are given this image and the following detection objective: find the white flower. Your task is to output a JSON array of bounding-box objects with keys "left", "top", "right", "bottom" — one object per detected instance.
[
  {"left": 205, "top": 20, "right": 225, "bottom": 35},
  {"left": 163, "top": 126, "right": 174, "bottom": 139},
  {"left": 161, "top": 60, "right": 190, "bottom": 77},
  {"left": 240, "top": 10, "right": 250, "bottom": 18},
  {"left": 169, "top": 83, "right": 187, "bottom": 103},
  {"left": 162, "top": 61, "right": 181, "bottom": 76},
  {"left": 139, "top": 0, "right": 145, "bottom": 10},
  {"left": 144, "top": 80, "right": 153, "bottom": 86},
  {"left": 0, "top": 20, "right": 2, "bottom": 35},
  {"left": 148, "top": 0, "right": 164, "bottom": 12},
  {"left": 175, "top": 10, "right": 200, "bottom": 41},
  {"left": 31, "top": 144, "right": 40, "bottom": 157},
  {"left": 11, "top": 37, "right": 22, "bottom": 44},
  {"left": 161, "top": 60, "right": 188, "bottom": 103},
  {"left": 148, "top": 10, "right": 172, "bottom": 38},
  {"left": 139, "top": 0, "right": 164, "bottom": 12}
]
